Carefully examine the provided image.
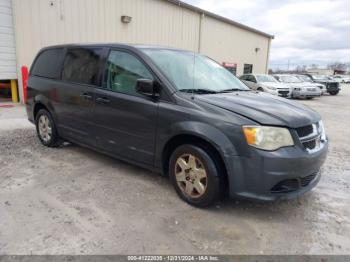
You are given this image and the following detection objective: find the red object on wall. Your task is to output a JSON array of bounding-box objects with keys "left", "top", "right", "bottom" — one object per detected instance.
[
  {"left": 222, "top": 62, "right": 237, "bottom": 76},
  {"left": 21, "top": 66, "right": 29, "bottom": 103}
]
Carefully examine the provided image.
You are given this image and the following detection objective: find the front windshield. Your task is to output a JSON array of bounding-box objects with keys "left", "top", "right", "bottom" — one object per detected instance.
[
  {"left": 296, "top": 75, "right": 312, "bottom": 82},
  {"left": 142, "top": 49, "right": 250, "bottom": 93},
  {"left": 256, "top": 75, "right": 278, "bottom": 83},
  {"left": 279, "top": 75, "right": 302, "bottom": 83},
  {"left": 312, "top": 75, "right": 329, "bottom": 80}
]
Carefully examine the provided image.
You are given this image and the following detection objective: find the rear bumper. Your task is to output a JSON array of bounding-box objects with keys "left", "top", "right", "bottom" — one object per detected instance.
[
  {"left": 225, "top": 142, "right": 328, "bottom": 201},
  {"left": 25, "top": 101, "right": 35, "bottom": 124}
]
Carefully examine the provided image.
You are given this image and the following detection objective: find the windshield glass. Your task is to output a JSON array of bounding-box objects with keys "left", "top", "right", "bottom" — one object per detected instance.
[
  {"left": 141, "top": 49, "right": 250, "bottom": 92},
  {"left": 279, "top": 75, "right": 302, "bottom": 83},
  {"left": 296, "top": 75, "right": 312, "bottom": 82},
  {"left": 256, "top": 75, "right": 278, "bottom": 83},
  {"left": 312, "top": 75, "right": 329, "bottom": 80}
]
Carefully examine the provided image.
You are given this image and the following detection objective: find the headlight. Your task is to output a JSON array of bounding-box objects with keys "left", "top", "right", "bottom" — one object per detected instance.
[
  {"left": 243, "top": 126, "right": 294, "bottom": 151},
  {"left": 318, "top": 120, "right": 327, "bottom": 141}
]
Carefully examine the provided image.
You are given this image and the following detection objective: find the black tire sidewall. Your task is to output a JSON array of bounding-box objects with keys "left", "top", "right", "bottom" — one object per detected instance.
[
  {"left": 169, "top": 144, "right": 221, "bottom": 207},
  {"left": 35, "top": 109, "right": 60, "bottom": 147}
]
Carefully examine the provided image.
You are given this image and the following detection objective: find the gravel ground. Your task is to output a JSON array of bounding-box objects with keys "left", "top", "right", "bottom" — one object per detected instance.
[{"left": 0, "top": 85, "right": 349, "bottom": 255}]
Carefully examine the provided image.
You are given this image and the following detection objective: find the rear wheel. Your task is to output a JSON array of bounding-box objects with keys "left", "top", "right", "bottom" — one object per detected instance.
[
  {"left": 35, "top": 109, "right": 62, "bottom": 147},
  {"left": 329, "top": 90, "right": 339, "bottom": 95},
  {"left": 306, "top": 97, "right": 314, "bottom": 100},
  {"left": 169, "top": 144, "right": 223, "bottom": 207}
]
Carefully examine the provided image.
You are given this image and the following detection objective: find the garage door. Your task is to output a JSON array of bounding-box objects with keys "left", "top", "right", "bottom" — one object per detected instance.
[{"left": 0, "top": 0, "right": 17, "bottom": 80}]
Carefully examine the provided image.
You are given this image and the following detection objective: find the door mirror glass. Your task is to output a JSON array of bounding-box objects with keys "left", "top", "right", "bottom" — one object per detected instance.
[{"left": 136, "top": 79, "right": 159, "bottom": 97}]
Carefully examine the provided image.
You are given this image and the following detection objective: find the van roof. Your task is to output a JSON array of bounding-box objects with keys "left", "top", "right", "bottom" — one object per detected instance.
[{"left": 41, "top": 43, "right": 188, "bottom": 51}]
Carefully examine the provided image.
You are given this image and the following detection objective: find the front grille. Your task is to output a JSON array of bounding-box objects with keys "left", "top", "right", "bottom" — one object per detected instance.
[
  {"left": 303, "top": 140, "right": 316, "bottom": 150},
  {"left": 270, "top": 173, "right": 318, "bottom": 193},
  {"left": 278, "top": 90, "right": 289, "bottom": 96},
  {"left": 295, "top": 123, "right": 323, "bottom": 152},
  {"left": 296, "top": 125, "right": 313, "bottom": 137}
]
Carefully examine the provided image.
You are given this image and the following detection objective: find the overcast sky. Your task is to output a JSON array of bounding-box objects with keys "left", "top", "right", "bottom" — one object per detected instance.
[{"left": 182, "top": 0, "right": 350, "bottom": 70}]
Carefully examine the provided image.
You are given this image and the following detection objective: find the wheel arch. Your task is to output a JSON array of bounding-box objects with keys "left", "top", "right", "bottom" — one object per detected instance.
[
  {"left": 33, "top": 102, "right": 49, "bottom": 120},
  {"left": 32, "top": 94, "right": 56, "bottom": 121},
  {"left": 162, "top": 133, "right": 229, "bottom": 189}
]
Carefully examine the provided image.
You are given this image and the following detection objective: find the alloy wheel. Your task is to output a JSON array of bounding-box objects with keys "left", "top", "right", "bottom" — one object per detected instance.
[
  {"left": 38, "top": 114, "right": 52, "bottom": 143},
  {"left": 175, "top": 154, "right": 208, "bottom": 198}
]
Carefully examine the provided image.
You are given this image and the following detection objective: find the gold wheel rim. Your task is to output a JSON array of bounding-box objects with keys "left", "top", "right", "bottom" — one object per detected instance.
[{"left": 175, "top": 154, "right": 207, "bottom": 198}]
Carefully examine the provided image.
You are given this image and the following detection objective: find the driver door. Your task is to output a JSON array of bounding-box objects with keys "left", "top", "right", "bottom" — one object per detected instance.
[{"left": 91, "top": 49, "right": 159, "bottom": 165}]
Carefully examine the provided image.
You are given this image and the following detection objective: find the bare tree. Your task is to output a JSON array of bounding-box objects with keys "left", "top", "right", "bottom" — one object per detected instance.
[
  {"left": 327, "top": 62, "right": 347, "bottom": 71},
  {"left": 310, "top": 64, "right": 319, "bottom": 69}
]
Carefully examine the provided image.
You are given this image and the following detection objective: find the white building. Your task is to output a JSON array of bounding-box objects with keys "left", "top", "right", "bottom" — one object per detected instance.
[{"left": 1, "top": 0, "right": 273, "bottom": 102}]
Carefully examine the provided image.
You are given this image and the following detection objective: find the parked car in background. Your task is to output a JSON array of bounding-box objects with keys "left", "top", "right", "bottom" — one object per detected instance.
[
  {"left": 294, "top": 75, "right": 327, "bottom": 95},
  {"left": 239, "top": 74, "right": 291, "bottom": 98},
  {"left": 331, "top": 75, "right": 350, "bottom": 83},
  {"left": 303, "top": 74, "right": 340, "bottom": 95},
  {"left": 273, "top": 75, "right": 322, "bottom": 99},
  {"left": 26, "top": 44, "right": 328, "bottom": 207}
]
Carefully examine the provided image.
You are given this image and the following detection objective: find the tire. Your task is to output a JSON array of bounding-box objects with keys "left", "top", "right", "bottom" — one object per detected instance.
[
  {"left": 257, "top": 87, "right": 264, "bottom": 92},
  {"left": 329, "top": 91, "right": 339, "bottom": 96},
  {"left": 306, "top": 97, "right": 314, "bottom": 100},
  {"left": 35, "top": 109, "right": 63, "bottom": 147},
  {"left": 169, "top": 144, "right": 223, "bottom": 207}
]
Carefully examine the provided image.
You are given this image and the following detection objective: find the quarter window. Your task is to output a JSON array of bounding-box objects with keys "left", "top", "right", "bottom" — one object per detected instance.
[
  {"left": 31, "top": 48, "right": 65, "bottom": 79},
  {"left": 62, "top": 48, "right": 103, "bottom": 85},
  {"left": 103, "top": 50, "right": 153, "bottom": 95}
]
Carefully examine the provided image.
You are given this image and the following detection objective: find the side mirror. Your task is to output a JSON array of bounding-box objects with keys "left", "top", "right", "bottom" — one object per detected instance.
[{"left": 136, "top": 79, "right": 160, "bottom": 98}]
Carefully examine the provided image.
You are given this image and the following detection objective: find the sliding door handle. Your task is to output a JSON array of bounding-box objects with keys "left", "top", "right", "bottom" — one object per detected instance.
[
  {"left": 96, "top": 97, "right": 111, "bottom": 104},
  {"left": 80, "top": 93, "right": 93, "bottom": 100}
]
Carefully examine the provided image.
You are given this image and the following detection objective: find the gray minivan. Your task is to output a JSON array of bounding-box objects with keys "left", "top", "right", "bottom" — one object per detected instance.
[{"left": 26, "top": 44, "right": 328, "bottom": 207}]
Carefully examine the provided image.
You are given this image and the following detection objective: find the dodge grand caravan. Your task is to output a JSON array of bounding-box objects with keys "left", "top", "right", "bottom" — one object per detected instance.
[{"left": 26, "top": 44, "right": 328, "bottom": 207}]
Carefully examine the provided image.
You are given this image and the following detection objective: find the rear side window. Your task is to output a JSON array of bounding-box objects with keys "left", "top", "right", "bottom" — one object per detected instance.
[
  {"left": 31, "top": 48, "right": 64, "bottom": 79},
  {"left": 62, "top": 48, "right": 103, "bottom": 85}
]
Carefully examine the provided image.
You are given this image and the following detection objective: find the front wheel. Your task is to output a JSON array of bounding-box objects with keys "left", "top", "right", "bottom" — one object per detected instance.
[
  {"left": 169, "top": 144, "right": 223, "bottom": 207},
  {"left": 35, "top": 109, "right": 63, "bottom": 147}
]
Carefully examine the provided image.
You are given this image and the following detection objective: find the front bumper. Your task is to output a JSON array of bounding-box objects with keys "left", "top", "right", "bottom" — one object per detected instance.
[
  {"left": 292, "top": 89, "right": 322, "bottom": 98},
  {"left": 225, "top": 142, "right": 328, "bottom": 201}
]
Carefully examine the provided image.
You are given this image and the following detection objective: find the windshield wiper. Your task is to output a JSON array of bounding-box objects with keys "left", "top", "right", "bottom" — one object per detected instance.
[
  {"left": 178, "top": 89, "right": 218, "bottom": 94},
  {"left": 217, "top": 88, "right": 249, "bottom": 93}
]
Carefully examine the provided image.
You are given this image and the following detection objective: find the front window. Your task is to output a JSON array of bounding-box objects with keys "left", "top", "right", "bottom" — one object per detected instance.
[
  {"left": 256, "top": 75, "right": 278, "bottom": 83},
  {"left": 103, "top": 50, "right": 153, "bottom": 96},
  {"left": 279, "top": 75, "right": 302, "bottom": 83},
  {"left": 141, "top": 49, "right": 249, "bottom": 93}
]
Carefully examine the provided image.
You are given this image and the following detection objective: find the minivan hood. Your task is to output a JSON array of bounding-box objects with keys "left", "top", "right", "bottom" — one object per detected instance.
[{"left": 196, "top": 91, "right": 320, "bottom": 128}]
